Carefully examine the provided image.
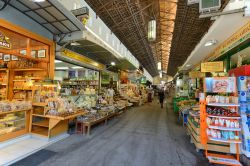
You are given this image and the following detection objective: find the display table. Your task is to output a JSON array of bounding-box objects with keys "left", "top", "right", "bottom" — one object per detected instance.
[
  {"left": 81, "top": 112, "right": 117, "bottom": 135},
  {"left": 31, "top": 103, "right": 86, "bottom": 138}
]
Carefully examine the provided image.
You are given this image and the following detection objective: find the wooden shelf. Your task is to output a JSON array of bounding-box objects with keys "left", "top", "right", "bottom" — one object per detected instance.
[
  {"left": 31, "top": 128, "right": 48, "bottom": 137},
  {"left": 207, "top": 154, "right": 242, "bottom": 166},
  {"left": 13, "top": 77, "right": 43, "bottom": 81},
  {"left": 32, "top": 120, "right": 49, "bottom": 128},
  {"left": 0, "top": 109, "right": 31, "bottom": 115},
  {"left": 208, "top": 125, "right": 241, "bottom": 131},
  {"left": 32, "top": 114, "right": 47, "bottom": 118},
  {"left": 32, "top": 102, "right": 47, "bottom": 107},
  {"left": 13, "top": 68, "right": 45, "bottom": 72},
  {"left": 0, "top": 69, "right": 8, "bottom": 71},
  {"left": 0, "top": 50, "right": 49, "bottom": 63},
  {"left": 208, "top": 137, "right": 242, "bottom": 144},
  {"left": 13, "top": 88, "right": 32, "bottom": 91},
  {"left": 45, "top": 111, "right": 86, "bottom": 120},
  {"left": 207, "top": 115, "right": 241, "bottom": 119}
]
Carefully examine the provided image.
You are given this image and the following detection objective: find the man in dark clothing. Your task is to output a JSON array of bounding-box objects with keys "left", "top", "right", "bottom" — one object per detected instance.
[{"left": 158, "top": 88, "right": 165, "bottom": 108}]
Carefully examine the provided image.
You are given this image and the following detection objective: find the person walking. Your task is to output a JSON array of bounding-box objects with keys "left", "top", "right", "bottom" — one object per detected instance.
[{"left": 158, "top": 87, "right": 165, "bottom": 109}]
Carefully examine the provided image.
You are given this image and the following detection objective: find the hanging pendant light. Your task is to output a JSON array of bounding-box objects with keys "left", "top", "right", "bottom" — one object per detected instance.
[
  {"left": 148, "top": 20, "right": 156, "bottom": 41},
  {"left": 157, "top": 62, "right": 162, "bottom": 71}
]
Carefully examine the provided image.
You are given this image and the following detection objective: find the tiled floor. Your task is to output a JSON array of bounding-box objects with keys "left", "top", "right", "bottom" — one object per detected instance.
[{"left": 0, "top": 134, "right": 68, "bottom": 166}]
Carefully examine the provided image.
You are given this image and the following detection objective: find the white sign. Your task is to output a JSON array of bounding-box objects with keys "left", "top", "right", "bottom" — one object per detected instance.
[{"left": 187, "top": 0, "right": 199, "bottom": 5}]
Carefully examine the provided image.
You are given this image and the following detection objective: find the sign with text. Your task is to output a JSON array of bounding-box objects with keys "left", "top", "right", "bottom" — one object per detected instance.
[
  {"left": 189, "top": 71, "right": 205, "bottom": 78},
  {"left": 201, "top": 61, "right": 224, "bottom": 73},
  {"left": 0, "top": 32, "right": 11, "bottom": 49}
]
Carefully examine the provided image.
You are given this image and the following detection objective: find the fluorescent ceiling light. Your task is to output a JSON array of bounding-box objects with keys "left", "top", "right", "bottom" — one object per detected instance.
[
  {"left": 56, "top": 67, "right": 69, "bottom": 70},
  {"left": 111, "top": 62, "right": 116, "bottom": 66},
  {"left": 204, "top": 39, "right": 217, "bottom": 47},
  {"left": 72, "top": 66, "right": 83, "bottom": 69},
  {"left": 31, "top": 0, "right": 46, "bottom": 2},
  {"left": 70, "top": 42, "right": 81, "bottom": 46},
  {"left": 55, "top": 60, "right": 62, "bottom": 63}
]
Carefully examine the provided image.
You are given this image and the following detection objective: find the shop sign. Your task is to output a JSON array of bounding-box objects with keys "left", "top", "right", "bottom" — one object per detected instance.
[
  {"left": 61, "top": 49, "right": 105, "bottom": 70},
  {"left": 207, "top": 22, "right": 250, "bottom": 61},
  {"left": 189, "top": 71, "right": 205, "bottom": 78},
  {"left": 0, "top": 32, "right": 11, "bottom": 49},
  {"left": 201, "top": 61, "right": 224, "bottom": 72}
]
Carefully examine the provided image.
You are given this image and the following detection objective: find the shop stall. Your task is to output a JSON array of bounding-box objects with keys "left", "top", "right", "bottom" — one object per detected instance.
[
  {"left": 0, "top": 20, "right": 55, "bottom": 142},
  {"left": 200, "top": 77, "right": 242, "bottom": 165}
]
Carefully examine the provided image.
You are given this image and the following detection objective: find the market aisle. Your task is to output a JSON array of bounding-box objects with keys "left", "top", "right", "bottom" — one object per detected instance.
[{"left": 13, "top": 98, "right": 209, "bottom": 166}]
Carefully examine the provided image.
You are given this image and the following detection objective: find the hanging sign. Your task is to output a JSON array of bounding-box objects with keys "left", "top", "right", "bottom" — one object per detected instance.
[
  {"left": 189, "top": 71, "right": 205, "bottom": 78},
  {"left": 201, "top": 61, "right": 224, "bottom": 72},
  {"left": 61, "top": 49, "right": 105, "bottom": 70},
  {"left": 206, "top": 22, "right": 250, "bottom": 61},
  {"left": 0, "top": 32, "right": 11, "bottom": 49}
]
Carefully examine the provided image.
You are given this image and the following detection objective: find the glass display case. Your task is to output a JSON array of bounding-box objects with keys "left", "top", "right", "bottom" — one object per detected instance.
[{"left": 0, "top": 111, "right": 26, "bottom": 136}]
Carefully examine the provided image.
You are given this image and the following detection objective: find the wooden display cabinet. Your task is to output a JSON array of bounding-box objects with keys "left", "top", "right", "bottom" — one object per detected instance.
[
  {"left": 0, "top": 20, "right": 55, "bottom": 101},
  {"left": 0, "top": 109, "right": 31, "bottom": 142},
  {"left": 0, "top": 69, "right": 9, "bottom": 100}
]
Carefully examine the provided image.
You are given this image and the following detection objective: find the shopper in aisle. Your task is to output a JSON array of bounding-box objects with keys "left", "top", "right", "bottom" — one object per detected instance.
[
  {"left": 107, "top": 86, "right": 115, "bottom": 105},
  {"left": 158, "top": 87, "right": 165, "bottom": 108}
]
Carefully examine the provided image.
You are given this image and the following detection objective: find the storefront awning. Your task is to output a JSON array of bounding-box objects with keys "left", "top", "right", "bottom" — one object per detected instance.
[{"left": 8, "top": 0, "right": 84, "bottom": 35}]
